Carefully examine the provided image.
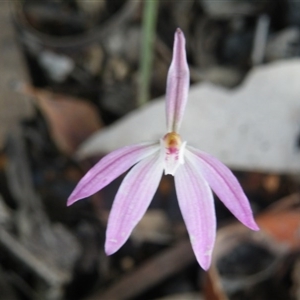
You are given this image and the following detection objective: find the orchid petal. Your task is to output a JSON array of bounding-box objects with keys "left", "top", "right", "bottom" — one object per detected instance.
[
  {"left": 67, "top": 142, "right": 159, "bottom": 206},
  {"left": 166, "top": 28, "right": 190, "bottom": 133},
  {"left": 105, "top": 152, "right": 163, "bottom": 255},
  {"left": 174, "top": 161, "right": 216, "bottom": 270},
  {"left": 186, "top": 147, "right": 259, "bottom": 231}
]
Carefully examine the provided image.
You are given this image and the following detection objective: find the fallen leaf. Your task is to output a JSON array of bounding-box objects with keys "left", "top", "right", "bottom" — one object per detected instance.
[
  {"left": 17, "top": 83, "right": 102, "bottom": 154},
  {"left": 77, "top": 60, "right": 300, "bottom": 174},
  {"left": 204, "top": 193, "right": 300, "bottom": 299}
]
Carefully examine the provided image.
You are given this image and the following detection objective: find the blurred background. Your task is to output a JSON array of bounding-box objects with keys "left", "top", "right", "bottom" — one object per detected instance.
[{"left": 0, "top": 1, "right": 300, "bottom": 299}]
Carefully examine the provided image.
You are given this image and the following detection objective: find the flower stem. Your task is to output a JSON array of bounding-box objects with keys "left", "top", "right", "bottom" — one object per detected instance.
[{"left": 138, "top": 0, "right": 159, "bottom": 107}]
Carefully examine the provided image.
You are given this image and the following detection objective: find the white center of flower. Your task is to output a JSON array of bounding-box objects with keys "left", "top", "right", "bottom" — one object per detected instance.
[{"left": 160, "top": 132, "right": 186, "bottom": 176}]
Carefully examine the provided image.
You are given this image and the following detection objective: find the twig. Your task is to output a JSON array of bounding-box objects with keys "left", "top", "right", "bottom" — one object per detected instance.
[
  {"left": 0, "top": 228, "right": 69, "bottom": 286},
  {"left": 10, "top": 0, "right": 139, "bottom": 50},
  {"left": 87, "top": 239, "right": 196, "bottom": 300}
]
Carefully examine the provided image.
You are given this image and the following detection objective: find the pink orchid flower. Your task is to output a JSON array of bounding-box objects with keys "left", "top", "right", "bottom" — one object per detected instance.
[{"left": 68, "top": 28, "right": 259, "bottom": 270}]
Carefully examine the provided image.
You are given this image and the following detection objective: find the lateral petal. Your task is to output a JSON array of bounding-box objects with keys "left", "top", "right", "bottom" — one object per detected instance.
[
  {"left": 105, "top": 152, "right": 163, "bottom": 255},
  {"left": 67, "top": 142, "right": 159, "bottom": 206},
  {"left": 186, "top": 146, "right": 259, "bottom": 231},
  {"left": 166, "top": 28, "right": 190, "bottom": 133},
  {"left": 174, "top": 161, "right": 216, "bottom": 270}
]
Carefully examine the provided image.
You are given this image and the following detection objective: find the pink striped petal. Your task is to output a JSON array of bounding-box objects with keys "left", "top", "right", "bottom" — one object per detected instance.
[
  {"left": 174, "top": 161, "right": 216, "bottom": 270},
  {"left": 186, "top": 147, "right": 259, "bottom": 231},
  {"left": 67, "top": 142, "right": 159, "bottom": 206},
  {"left": 105, "top": 152, "right": 163, "bottom": 255},
  {"left": 166, "top": 28, "right": 190, "bottom": 133}
]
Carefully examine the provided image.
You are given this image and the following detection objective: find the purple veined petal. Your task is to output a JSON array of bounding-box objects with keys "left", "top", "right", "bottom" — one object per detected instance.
[
  {"left": 166, "top": 28, "right": 190, "bottom": 133},
  {"left": 105, "top": 152, "right": 163, "bottom": 255},
  {"left": 67, "top": 142, "right": 159, "bottom": 206},
  {"left": 174, "top": 160, "right": 216, "bottom": 270},
  {"left": 186, "top": 146, "right": 259, "bottom": 231}
]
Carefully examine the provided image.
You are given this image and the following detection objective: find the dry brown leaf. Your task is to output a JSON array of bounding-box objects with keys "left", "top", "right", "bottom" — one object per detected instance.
[
  {"left": 17, "top": 83, "right": 102, "bottom": 154},
  {"left": 203, "top": 193, "right": 300, "bottom": 299},
  {"left": 256, "top": 193, "right": 300, "bottom": 250}
]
